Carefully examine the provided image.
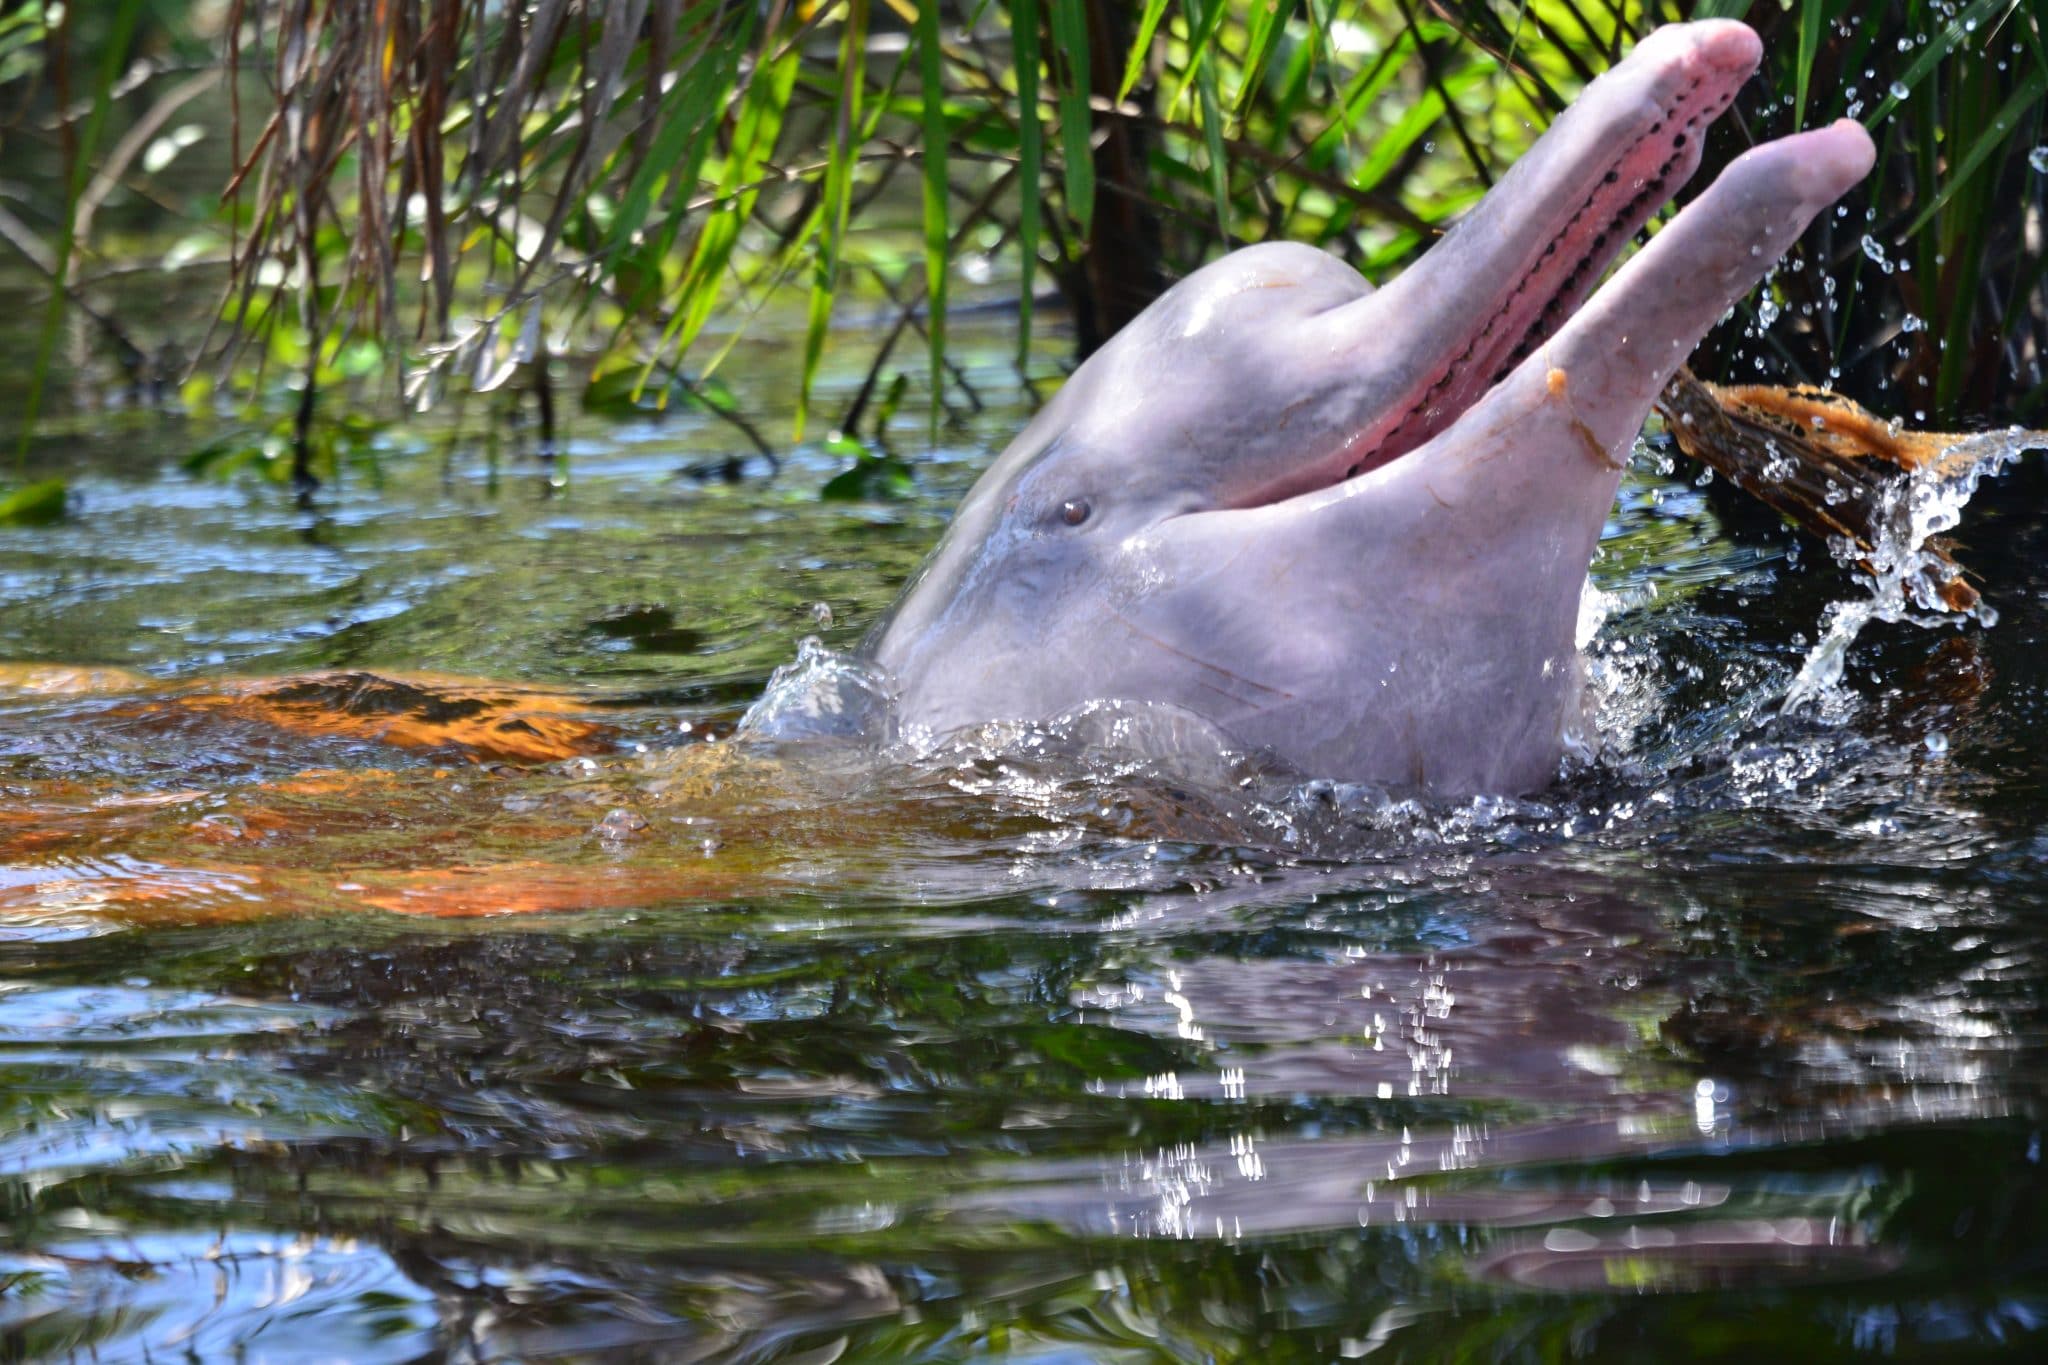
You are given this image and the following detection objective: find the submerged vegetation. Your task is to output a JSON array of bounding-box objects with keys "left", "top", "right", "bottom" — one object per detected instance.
[{"left": 0, "top": 1, "right": 2043, "bottom": 501}]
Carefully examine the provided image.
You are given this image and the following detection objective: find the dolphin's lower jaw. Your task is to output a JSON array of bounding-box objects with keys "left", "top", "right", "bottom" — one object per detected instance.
[{"left": 869, "top": 21, "right": 1877, "bottom": 795}]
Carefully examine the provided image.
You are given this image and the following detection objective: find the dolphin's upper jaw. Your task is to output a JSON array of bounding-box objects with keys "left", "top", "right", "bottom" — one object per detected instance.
[{"left": 1217, "top": 21, "right": 1765, "bottom": 517}]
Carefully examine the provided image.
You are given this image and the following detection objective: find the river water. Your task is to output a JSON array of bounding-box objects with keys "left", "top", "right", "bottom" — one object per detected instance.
[{"left": 4, "top": 297, "right": 2048, "bottom": 1360}]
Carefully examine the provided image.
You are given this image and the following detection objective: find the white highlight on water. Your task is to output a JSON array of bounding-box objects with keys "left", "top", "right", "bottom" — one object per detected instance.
[{"left": 1781, "top": 430, "right": 2036, "bottom": 714}]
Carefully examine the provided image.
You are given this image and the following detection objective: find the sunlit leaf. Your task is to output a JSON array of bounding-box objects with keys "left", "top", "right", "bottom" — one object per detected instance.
[
  {"left": 0, "top": 479, "right": 66, "bottom": 526},
  {"left": 1118, "top": 0, "right": 1172, "bottom": 104},
  {"left": 1047, "top": 0, "right": 1094, "bottom": 236},
  {"left": 797, "top": 0, "right": 870, "bottom": 441},
  {"left": 821, "top": 450, "right": 917, "bottom": 501}
]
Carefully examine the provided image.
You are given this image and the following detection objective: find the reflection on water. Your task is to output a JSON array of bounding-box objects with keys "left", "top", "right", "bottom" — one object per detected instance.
[{"left": 5, "top": 325, "right": 2048, "bottom": 1358}]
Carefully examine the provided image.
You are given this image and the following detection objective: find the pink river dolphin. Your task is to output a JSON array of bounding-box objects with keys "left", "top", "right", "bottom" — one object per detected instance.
[{"left": 868, "top": 21, "right": 1875, "bottom": 794}]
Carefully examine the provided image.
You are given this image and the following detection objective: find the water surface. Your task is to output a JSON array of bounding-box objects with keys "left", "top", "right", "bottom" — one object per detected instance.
[{"left": 4, "top": 297, "right": 2048, "bottom": 1360}]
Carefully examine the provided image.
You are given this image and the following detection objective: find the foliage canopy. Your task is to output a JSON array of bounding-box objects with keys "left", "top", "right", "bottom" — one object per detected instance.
[{"left": 0, "top": 1, "right": 2043, "bottom": 491}]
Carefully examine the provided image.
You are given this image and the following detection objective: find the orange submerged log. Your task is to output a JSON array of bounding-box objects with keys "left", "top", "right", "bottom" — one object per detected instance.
[
  {"left": 1654, "top": 367, "right": 2044, "bottom": 613},
  {"left": 121, "top": 670, "right": 618, "bottom": 764}
]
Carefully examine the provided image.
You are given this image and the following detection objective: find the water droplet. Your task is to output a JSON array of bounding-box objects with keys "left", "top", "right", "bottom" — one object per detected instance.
[
  {"left": 1783, "top": 426, "right": 2030, "bottom": 714},
  {"left": 2030, "top": 145, "right": 2048, "bottom": 174},
  {"left": 1889, "top": 80, "right": 1911, "bottom": 100}
]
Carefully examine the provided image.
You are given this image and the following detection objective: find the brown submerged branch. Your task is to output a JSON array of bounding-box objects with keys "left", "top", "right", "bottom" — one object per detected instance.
[{"left": 1653, "top": 366, "right": 2047, "bottom": 614}]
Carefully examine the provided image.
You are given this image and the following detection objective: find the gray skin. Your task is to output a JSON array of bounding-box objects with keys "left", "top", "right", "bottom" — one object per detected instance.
[{"left": 869, "top": 20, "right": 1876, "bottom": 794}]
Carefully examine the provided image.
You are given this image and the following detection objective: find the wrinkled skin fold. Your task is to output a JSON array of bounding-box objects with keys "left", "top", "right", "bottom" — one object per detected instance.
[{"left": 870, "top": 20, "right": 1876, "bottom": 795}]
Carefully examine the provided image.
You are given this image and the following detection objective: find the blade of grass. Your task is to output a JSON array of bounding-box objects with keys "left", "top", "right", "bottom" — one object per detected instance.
[
  {"left": 1118, "top": 0, "right": 1172, "bottom": 103},
  {"left": 1302, "top": 26, "right": 1418, "bottom": 168},
  {"left": 597, "top": 16, "right": 730, "bottom": 272},
  {"left": 656, "top": 5, "right": 800, "bottom": 369},
  {"left": 1350, "top": 63, "right": 1495, "bottom": 196},
  {"left": 1048, "top": 0, "right": 1093, "bottom": 236},
  {"left": 1013, "top": 0, "right": 1043, "bottom": 370},
  {"left": 19, "top": 0, "right": 144, "bottom": 462},
  {"left": 1863, "top": 0, "right": 2018, "bottom": 129},
  {"left": 1188, "top": 0, "right": 1230, "bottom": 239},
  {"left": 796, "top": 0, "right": 869, "bottom": 440},
  {"left": 1232, "top": 0, "right": 1298, "bottom": 128},
  {"left": 1792, "top": 0, "right": 1824, "bottom": 131},
  {"left": 1163, "top": 0, "right": 1230, "bottom": 123},
  {"left": 1903, "top": 64, "right": 2047, "bottom": 236},
  {"left": 916, "top": 0, "right": 951, "bottom": 442}
]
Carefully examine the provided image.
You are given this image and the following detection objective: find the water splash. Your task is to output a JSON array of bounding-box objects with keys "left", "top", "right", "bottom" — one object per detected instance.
[
  {"left": 736, "top": 634, "right": 897, "bottom": 743},
  {"left": 1782, "top": 429, "right": 2036, "bottom": 714}
]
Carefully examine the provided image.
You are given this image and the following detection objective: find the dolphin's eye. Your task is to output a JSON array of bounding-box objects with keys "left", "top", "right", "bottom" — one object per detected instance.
[{"left": 1060, "top": 498, "right": 1091, "bottom": 527}]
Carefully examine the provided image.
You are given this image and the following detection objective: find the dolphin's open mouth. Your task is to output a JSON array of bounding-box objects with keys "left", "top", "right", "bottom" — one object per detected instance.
[
  {"left": 1254, "top": 26, "right": 1764, "bottom": 503},
  {"left": 1351, "top": 92, "right": 1731, "bottom": 472}
]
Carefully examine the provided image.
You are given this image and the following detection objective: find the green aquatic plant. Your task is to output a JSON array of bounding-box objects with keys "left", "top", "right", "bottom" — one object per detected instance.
[
  {"left": 1678, "top": 0, "right": 2048, "bottom": 423},
  {"left": 0, "top": 477, "right": 66, "bottom": 525},
  {"left": 1, "top": 0, "right": 2042, "bottom": 495}
]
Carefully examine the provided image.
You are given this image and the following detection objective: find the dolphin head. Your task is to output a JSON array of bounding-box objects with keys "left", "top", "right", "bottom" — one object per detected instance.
[{"left": 870, "top": 21, "right": 1875, "bottom": 794}]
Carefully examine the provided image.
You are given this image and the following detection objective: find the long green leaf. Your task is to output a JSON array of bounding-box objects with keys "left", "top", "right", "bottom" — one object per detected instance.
[
  {"left": 1188, "top": 0, "right": 1229, "bottom": 239},
  {"left": 1013, "top": 0, "right": 1043, "bottom": 369},
  {"left": 1863, "top": 0, "right": 2018, "bottom": 128},
  {"left": 598, "top": 16, "right": 736, "bottom": 272},
  {"left": 916, "top": 0, "right": 950, "bottom": 442},
  {"left": 1349, "top": 62, "right": 1492, "bottom": 195},
  {"left": 20, "top": 0, "right": 144, "bottom": 461},
  {"left": 1232, "top": 0, "right": 1298, "bottom": 127},
  {"left": 796, "top": 0, "right": 869, "bottom": 440},
  {"left": 1792, "top": 0, "right": 1825, "bottom": 131},
  {"left": 1305, "top": 26, "right": 1417, "bottom": 167},
  {"left": 1905, "top": 63, "right": 2048, "bottom": 235},
  {"left": 1118, "top": 0, "right": 1172, "bottom": 103},
  {"left": 1048, "top": 0, "right": 1093, "bottom": 236},
  {"left": 1163, "top": 0, "right": 1230, "bottom": 123},
  {"left": 656, "top": 9, "right": 801, "bottom": 369}
]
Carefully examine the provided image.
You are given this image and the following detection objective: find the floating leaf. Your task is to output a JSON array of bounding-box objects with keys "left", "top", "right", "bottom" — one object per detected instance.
[
  {"left": 0, "top": 479, "right": 66, "bottom": 526},
  {"left": 821, "top": 449, "right": 915, "bottom": 501}
]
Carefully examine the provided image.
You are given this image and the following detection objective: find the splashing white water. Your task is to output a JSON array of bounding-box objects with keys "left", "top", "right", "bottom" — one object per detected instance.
[
  {"left": 737, "top": 635, "right": 897, "bottom": 743},
  {"left": 1781, "top": 429, "right": 2036, "bottom": 714}
]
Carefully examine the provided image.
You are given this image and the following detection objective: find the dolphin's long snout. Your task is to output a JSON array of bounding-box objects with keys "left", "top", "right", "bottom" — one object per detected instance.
[
  {"left": 1526, "top": 117, "right": 1878, "bottom": 459},
  {"left": 1325, "top": 20, "right": 1766, "bottom": 477},
  {"left": 1636, "top": 16, "right": 1762, "bottom": 81}
]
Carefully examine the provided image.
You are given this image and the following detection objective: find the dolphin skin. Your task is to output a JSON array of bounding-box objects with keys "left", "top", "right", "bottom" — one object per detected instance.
[{"left": 869, "top": 21, "right": 1875, "bottom": 795}]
